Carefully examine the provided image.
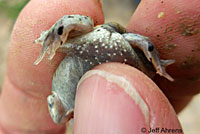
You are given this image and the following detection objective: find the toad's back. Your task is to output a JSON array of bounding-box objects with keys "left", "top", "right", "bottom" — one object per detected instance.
[{"left": 59, "top": 24, "right": 155, "bottom": 77}]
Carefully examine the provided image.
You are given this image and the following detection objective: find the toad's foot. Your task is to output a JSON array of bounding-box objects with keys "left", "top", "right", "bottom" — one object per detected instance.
[
  {"left": 47, "top": 91, "right": 67, "bottom": 124},
  {"left": 34, "top": 15, "right": 94, "bottom": 65},
  {"left": 47, "top": 91, "right": 74, "bottom": 124},
  {"left": 123, "top": 33, "right": 175, "bottom": 81},
  {"left": 65, "top": 109, "right": 74, "bottom": 122}
]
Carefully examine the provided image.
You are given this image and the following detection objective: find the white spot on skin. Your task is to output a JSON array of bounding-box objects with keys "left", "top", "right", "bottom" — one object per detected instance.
[
  {"left": 76, "top": 46, "right": 81, "bottom": 50},
  {"left": 99, "top": 38, "right": 102, "bottom": 42},
  {"left": 105, "top": 39, "right": 109, "bottom": 44},
  {"left": 101, "top": 43, "right": 105, "bottom": 47},
  {"left": 81, "top": 47, "right": 86, "bottom": 51},
  {"left": 107, "top": 53, "right": 111, "bottom": 57},
  {"left": 83, "top": 44, "right": 87, "bottom": 47},
  {"left": 65, "top": 43, "right": 73, "bottom": 48}
]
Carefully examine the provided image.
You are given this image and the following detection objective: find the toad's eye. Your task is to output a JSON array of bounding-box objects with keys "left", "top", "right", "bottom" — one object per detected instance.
[
  {"left": 57, "top": 26, "right": 64, "bottom": 35},
  {"left": 148, "top": 42, "right": 154, "bottom": 52}
]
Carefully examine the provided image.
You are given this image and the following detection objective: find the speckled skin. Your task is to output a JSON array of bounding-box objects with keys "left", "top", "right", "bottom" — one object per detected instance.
[{"left": 34, "top": 15, "right": 175, "bottom": 124}]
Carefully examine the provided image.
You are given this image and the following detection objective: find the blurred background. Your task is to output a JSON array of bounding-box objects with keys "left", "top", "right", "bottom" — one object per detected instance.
[{"left": 0, "top": 0, "right": 199, "bottom": 133}]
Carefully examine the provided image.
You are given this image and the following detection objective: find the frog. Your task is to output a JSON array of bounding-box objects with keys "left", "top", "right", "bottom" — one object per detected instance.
[{"left": 33, "top": 15, "right": 175, "bottom": 124}]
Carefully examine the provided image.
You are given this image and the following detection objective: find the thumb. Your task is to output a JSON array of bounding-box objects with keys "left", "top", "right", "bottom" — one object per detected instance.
[{"left": 74, "top": 63, "right": 183, "bottom": 134}]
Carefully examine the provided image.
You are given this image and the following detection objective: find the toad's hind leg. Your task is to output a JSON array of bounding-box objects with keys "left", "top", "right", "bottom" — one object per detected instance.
[
  {"left": 34, "top": 15, "right": 94, "bottom": 65},
  {"left": 123, "top": 33, "right": 175, "bottom": 81},
  {"left": 50, "top": 55, "right": 92, "bottom": 124}
]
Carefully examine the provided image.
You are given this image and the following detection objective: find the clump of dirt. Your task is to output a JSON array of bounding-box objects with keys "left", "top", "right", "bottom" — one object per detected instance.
[
  {"left": 179, "top": 23, "right": 199, "bottom": 36},
  {"left": 164, "top": 25, "right": 174, "bottom": 33},
  {"left": 164, "top": 43, "right": 176, "bottom": 50},
  {"left": 178, "top": 17, "right": 199, "bottom": 36},
  {"left": 157, "top": 12, "right": 165, "bottom": 18},
  {"left": 180, "top": 55, "right": 200, "bottom": 69}
]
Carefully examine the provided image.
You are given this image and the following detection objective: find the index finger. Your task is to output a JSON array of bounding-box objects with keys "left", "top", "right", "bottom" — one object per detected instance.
[
  {"left": 0, "top": 0, "right": 103, "bottom": 133},
  {"left": 127, "top": 0, "right": 200, "bottom": 112}
]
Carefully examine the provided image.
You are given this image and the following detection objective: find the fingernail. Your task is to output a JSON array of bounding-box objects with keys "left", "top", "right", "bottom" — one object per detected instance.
[{"left": 74, "top": 70, "right": 149, "bottom": 134}]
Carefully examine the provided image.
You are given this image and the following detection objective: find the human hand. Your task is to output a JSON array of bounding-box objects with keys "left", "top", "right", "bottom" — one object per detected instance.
[
  {"left": 0, "top": 0, "right": 199, "bottom": 133},
  {"left": 127, "top": 0, "right": 200, "bottom": 113}
]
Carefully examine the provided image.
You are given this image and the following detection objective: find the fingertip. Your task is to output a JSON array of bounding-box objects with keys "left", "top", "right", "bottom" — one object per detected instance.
[
  {"left": 74, "top": 66, "right": 148, "bottom": 134},
  {"left": 2, "top": 0, "right": 104, "bottom": 132},
  {"left": 8, "top": 0, "right": 104, "bottom": 96},
  {"left": 127, "top": 0, "right": 200, "bottom": 109},
  {"left": 127, "top": 0, "right": 200, "bottom": 69},
  {"left": 74, "top": 63, "right": 183, "bottom": 134}
]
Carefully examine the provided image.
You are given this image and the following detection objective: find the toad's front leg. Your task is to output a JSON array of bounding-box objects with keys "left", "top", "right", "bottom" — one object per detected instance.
[
  {"left": 34, "top": 15, "right": 94, "bottom": 65},
  {"left": 123, "top": 33, "right": 175, "bottom": 81}
]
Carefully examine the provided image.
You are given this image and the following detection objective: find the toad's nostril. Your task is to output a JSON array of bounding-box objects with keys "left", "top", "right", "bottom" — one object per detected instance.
[{"left": 60, "top": 41, "right": 63, "bottom": 45}]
